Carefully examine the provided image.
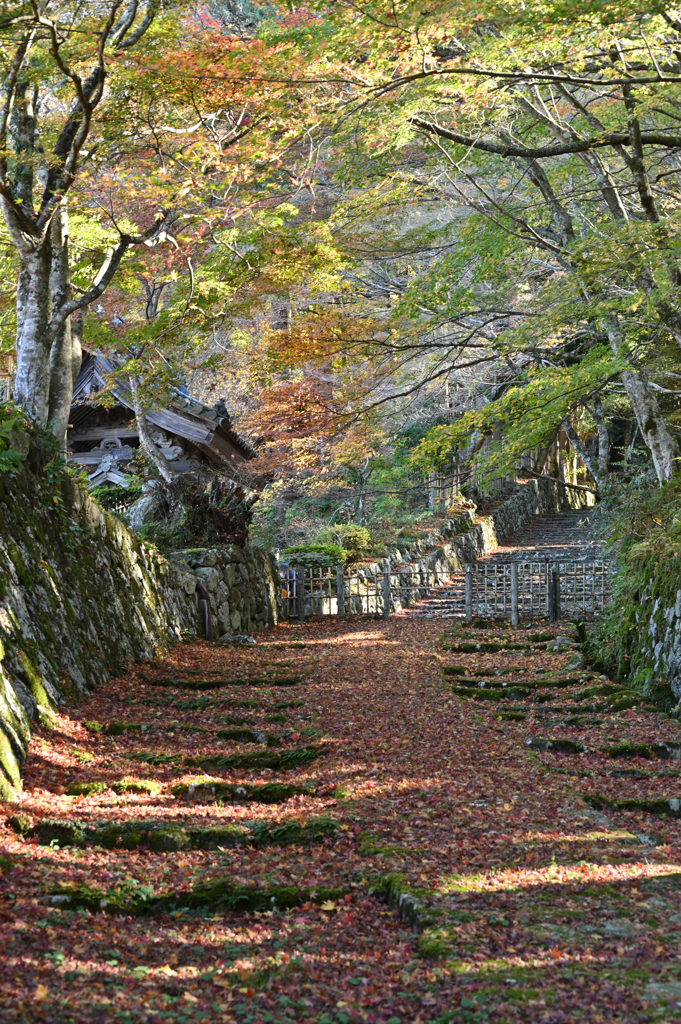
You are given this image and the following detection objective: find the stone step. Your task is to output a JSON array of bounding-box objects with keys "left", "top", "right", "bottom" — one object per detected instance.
[{"left": 403, "top": 508, "right": 606, "bottom": 619}]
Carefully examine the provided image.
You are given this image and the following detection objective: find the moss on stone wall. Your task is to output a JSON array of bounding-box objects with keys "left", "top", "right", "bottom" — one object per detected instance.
[
  {"left": 0, "top": 433, "right": 199, "bottom": 793},
  {"left": 0, "top": 433, "right": 284, "bottom": 797}
]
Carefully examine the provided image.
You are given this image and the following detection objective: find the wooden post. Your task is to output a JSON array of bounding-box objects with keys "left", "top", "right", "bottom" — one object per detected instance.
[
  {"left": 336, "top": 564, "right": 344, "bottom": 617},
  {"left": 549, "top": 565, "right": 557, "bottom": 623},
  {"left": 464, "top": 566, "right": 472, "bottom": 622},
  {"left": 553, "top": 564, "right": 560, "bottom": 621},
  {"left": 510, "top": 562, "right": 519, "bottom": 628},
  {"left": 382, "top": 559, "right": 391, "bottom": 618},
  {"left": 297, "top": 569, "right": 305, "bottom": 623}
]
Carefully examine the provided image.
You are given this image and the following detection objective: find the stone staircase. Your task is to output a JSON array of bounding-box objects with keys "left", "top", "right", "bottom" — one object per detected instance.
[{"left": 403, "top": 510, "right": 606, "bottom": 620}]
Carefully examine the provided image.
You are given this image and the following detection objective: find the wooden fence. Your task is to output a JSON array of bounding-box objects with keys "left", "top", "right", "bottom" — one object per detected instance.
[{"left": 280, "top": 559, "right": 613, "bottom": 623}]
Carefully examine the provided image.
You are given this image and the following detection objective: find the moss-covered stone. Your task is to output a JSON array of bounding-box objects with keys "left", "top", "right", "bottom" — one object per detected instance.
[
  {"left": 216, "top": 727, "right": 261, "bottom": 743},
  {"left": 148, "top": 826, "right": 190, "bottom": 852},
  {"left": 172, "top": 779, "right": 314, "bottom": 803},
  {"left": 190, "top": 825, "right": 248, "bottom": 849},
  {"left": 125, "top": 751, "right": 180, "bottom": 766},
  {"left": 48, "top": 879, "right": 346, "bottom": 916},
  {"left": 185, "top": 743, "right": 324, "bottom": 772},
  {"left": 104, "top": 721, "right": 142, "bottom": 736},
  {"left": 110, "top": 777, "right": 160, "bottom": 796},
  {"left": 66, "top": 781, "right": 107, "bottom": 797},
  {"left": 605, "top": 742, "right": 652, "bottom": 759},
  {"left": 30, "top": 818, "right": 86, "bottom": 847},
  {"left": 7, "top": 813, "right": 31, "bottom": 834},
  {"left": 585, "top": 792, "right": 681, "bottom": 818},
  {"left": 94, "top": 824, "right": 146, "bottom": 850}
]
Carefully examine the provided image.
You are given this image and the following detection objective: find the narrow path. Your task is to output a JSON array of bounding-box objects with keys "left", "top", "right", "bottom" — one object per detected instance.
[
  {"left": 1, "top": 616, "right": 680, "bottom": 1023},
  {"left": 406, "top": 509, "right": 606, "bottom": 619}
]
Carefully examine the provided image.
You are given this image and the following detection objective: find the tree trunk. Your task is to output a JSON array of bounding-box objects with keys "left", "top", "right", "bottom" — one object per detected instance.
[
  {"left": 129, "top": 376, "right": 176, "bottom": 483},
  {"left": 562, "top": 418, "right": 603, "bottom": 490},
  {"left": 47, "top": 205, "right": 75, "bottom": 447},
  {"left": 604, "top": 316, "right": 679, "bottom": 483},
  {"left": 592, "top": 393, "right": 610, "bottom": 479},
  {"left": 13, "top": 245, "right": 52, "bottom": 426},
  {"left": 619, "top": 369, "right": 678, "bottom": 483}
]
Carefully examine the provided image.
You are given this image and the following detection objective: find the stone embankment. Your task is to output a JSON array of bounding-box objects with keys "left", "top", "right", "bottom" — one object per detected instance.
[{"left": 0, "top": 433, "right": 282, "bottom": 797}]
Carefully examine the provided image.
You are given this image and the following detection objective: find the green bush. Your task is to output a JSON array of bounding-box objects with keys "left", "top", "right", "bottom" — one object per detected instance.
[
  {"left": 282, "top": 543, "right": 347, "bottom": 568},
  {"left": 314, "top": 524, "right": 372, "bottom": 562}
]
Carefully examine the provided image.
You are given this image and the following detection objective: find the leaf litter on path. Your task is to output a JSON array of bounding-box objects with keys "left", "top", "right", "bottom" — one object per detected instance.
[{"left": 1, "top": 617, "right": 681, "bottom": 1022}]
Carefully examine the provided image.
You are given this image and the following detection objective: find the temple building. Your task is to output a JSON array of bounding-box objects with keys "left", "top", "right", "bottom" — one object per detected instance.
[{"left": 67, "top": 351, "right": 256, "bottom": 487}]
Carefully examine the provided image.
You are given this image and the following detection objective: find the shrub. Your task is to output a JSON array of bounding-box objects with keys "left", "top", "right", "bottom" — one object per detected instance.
[
  {"left": 282, "top": 543, "right": 347, "bottom": 568},
  {"left": 315, "top": 524, "right": 372, "bottom": 562}
]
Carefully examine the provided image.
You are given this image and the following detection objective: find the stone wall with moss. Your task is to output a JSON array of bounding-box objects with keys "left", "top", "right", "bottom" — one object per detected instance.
[
  {"left": 0, "top": 433, "right": 283, "bottom": 798},
  {"left": 590, "top": 545, "right": 681, "bottom": 713}
]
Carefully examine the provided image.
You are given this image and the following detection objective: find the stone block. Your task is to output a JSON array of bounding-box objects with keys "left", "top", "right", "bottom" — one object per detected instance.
[{"left": 195, "top": 567, "right": 220, "bottom": 592}]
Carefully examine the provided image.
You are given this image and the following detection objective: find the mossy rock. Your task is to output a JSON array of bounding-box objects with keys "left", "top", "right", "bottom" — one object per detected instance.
[
  {"left": 94, "top": 824, "right": 145, "bottom": 850},
  {"left": 219, "top": 716, "right": 256, "bottom": 726},
  {"left": 228, "top": 699, "right": 261, "bottom": 709},
  {"left": 111, "top": 777, "right": 160, "bottom": 796},
  {"left": 48, "top": 880, "right": 345, "bottom": 916},
  {"left": 216, "top": 728, "right": 261, "bottom": 743},
  {"left": 105, "top": 721, "right": 142, "bottom": 736},
  {"left": 605, "top": 742, "right": 652, "bottom": 759},
  {"left": 585, "top": 792, "right": 681, "bottom": 819},
  {"left": 249, "top": 817, "right": 338, "bottom": 847},
  {"left": 265, "top": 714, "right": 287, "bottom": 723},
  {"left": 185, "top": 744, "right": 324, "bottom": 773},
  {"left": 172, "top": 780, "right": 313, "bottom": 804},
  {"left": 497, "top": 712, "right": 527, "bottom": 722},
  {"left": 178, "top": 697, "right": 212, "bottom": 710},
  {"left": 67, "top": 781, "right": 107, "bottom": 797},
  {"left": 150, "top": 677, "right": 248, "bottom": 690},
  {"left": 250, "top": 677, "right": 301, "bottom": 688},
  {"left": 573, "top": 683, "right": 626, "bottom": 702},
  {"left": 148, "top": 826, "right": 190, "bottom": 853},
  {"left": 7, "top": 813, "right": 31, "bottom": 835},
  {"left": 0, "top": 854, "right": 12, "bottom": 875},
  {"left": 176, "top": 880, "right": 344, "bottom": 913},
  {"left": 610, "top": 696, "right": 643, "bottom": 712},
  {"left": 30, "top": 818, "right": 86, "bottom": 847},
  {"left": 275, "top": 700, "right": 304, "bottom": 709},
  {"left": 124, "top": 751, "right": 180, "bottom": 766},
  {"left": 189, "top": 825, "right": 248, "bottom": 850},
  {"left": 250, "top": 782, "right": 314, "bottom": 803},
  {"left": 82, "top": 720, "right": 104, "bottom": 734},
  {"left": 453, "top": 686, "right": 530, "bottom": 702}
]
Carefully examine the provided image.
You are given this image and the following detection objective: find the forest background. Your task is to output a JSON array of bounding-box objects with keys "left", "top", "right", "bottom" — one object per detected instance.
[{"left": 2, "top": 0, "right": 681, "bottom": 667}]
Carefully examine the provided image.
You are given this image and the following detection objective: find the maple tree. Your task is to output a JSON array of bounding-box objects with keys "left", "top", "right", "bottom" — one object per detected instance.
[{"left": 227, "top": 1, "right": 681, "bottom": 494}]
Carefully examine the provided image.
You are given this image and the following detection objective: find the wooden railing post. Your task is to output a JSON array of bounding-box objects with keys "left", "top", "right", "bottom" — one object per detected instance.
[
  {"left": 336, "top": 564, "right": 344, "bottom": 617},
  {"left": 465, "top": 566, "right": 472, "bottom": 622},
  {"left": 510, "top": 562, "right": 519, "bottom": 628},
  {"left": 297, "top": 569, "right": 305, "bottom": 623}
]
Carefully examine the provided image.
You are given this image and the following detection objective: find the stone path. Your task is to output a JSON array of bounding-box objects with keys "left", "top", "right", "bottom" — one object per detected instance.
[
  {"left": 2, "top": 616, "right": 681, "bottom": 1023},
  {"left": 404, "top": 509, "right": 606, "bottom": 619}
]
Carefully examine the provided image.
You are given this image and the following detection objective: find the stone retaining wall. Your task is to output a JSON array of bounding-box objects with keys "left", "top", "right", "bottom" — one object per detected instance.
[{"left": 0, "top": 434, "right": 282, "bottom": 797}]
